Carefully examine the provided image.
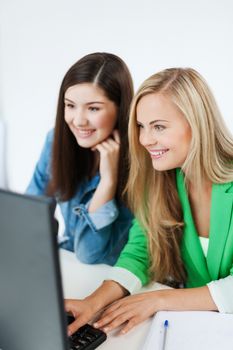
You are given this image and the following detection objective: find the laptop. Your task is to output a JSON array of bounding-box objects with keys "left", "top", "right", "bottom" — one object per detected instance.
[{"left": 0, "top": 189, "right": 106, "bottom": 350}]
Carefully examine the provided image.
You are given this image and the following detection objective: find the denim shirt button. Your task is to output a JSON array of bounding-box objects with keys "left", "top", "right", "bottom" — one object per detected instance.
[
  {"left": 110, "top": 211, "right": 115, "bottom": 218},
  {"left": 75, "top": 207, "right": 82, "bottom": 216}
]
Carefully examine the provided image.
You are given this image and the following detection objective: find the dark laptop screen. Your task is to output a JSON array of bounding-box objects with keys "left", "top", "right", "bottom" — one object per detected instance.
[{"left": 0, "top": 189, "right": 68, "bottom": 350}]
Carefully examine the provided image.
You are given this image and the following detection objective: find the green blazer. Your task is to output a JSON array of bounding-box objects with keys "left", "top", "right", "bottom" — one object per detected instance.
[
  {"left": 177, "top": 169, "right": 233, "bottom": 287},
  {"left": 116, "top": 169, "right": 233, "bottom": 288}
]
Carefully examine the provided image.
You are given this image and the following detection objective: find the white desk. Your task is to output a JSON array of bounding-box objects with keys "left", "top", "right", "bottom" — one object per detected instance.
[
  {"left": 60, "top": 250, "right": 233, "bottom": 350},
  {"left": 59, "top": 248, "right": 168, "bottom": 350},
  {"left": 59, "top": 249, "right": 233, "bottom": 350}
]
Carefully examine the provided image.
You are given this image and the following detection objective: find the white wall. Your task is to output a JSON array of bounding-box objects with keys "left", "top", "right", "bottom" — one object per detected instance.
[
  {"left": 0, "top": 120, "right": 7, "bottom": 188},
  {"left": 1, "top": 0, "right": 233, "bottom": 192}
]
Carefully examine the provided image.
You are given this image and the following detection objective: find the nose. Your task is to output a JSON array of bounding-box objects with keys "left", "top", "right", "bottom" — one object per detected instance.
[
  {"left": 72, "top": 108, "right": 88, "bottom": 127},
  {"left": 139, "top": 129, "right": 157, "bottom": 148}
]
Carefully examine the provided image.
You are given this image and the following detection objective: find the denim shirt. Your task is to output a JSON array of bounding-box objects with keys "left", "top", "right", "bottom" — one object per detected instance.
[{"left": 26, "top": 130, "right": 133, "bottom": 265}]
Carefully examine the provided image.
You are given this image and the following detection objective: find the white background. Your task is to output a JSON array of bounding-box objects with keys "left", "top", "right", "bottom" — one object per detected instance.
[{"left": 0, "top": 0, "right": 233, "bottom": 191}]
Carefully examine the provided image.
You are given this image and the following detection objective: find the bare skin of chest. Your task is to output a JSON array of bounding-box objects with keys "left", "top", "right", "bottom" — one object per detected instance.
[{"left": 188, "top": 182, "right": 212, "bottom": 238}]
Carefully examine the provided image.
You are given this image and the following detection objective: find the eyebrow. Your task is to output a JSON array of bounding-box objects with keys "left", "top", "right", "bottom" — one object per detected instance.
[
  {"left": 64, "top": 98, "right": 105, "bottom": 105},
  {"left": 137, "top": 119, "right": 169, "bottom": 125}
]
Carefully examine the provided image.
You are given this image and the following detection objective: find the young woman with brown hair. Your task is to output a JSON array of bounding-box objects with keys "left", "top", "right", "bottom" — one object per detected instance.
[{"left": 27, "top": 52, "right": 134, "bottom": 265}]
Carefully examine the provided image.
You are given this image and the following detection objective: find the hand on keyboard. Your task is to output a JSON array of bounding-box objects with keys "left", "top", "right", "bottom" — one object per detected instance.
[{"left": 67, "top": 314, "right": 107, "bottom": 350}]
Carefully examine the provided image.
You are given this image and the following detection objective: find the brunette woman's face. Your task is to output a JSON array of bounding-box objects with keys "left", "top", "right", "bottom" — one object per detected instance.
[
  {"left": 136, "top": 93, "right": 192, "bottom": 171},
  {"left": 64, "top": 83, "right": 117, "bottom": 148}
]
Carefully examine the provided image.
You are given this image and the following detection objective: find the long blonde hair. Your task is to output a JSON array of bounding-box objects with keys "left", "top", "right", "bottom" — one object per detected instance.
[{"left": 126, "top": 68, "right": 233, "bottom": 284}]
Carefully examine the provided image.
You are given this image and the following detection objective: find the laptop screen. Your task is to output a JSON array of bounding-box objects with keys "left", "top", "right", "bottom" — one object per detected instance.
[{"left": 0, "top": 189, "right": 69, "bottom": 350}]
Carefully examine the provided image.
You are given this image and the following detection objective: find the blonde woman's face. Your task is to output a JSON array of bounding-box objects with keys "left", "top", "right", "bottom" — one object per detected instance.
[{"left": 136, "top": 93, "right": 192, "bottom": 171}]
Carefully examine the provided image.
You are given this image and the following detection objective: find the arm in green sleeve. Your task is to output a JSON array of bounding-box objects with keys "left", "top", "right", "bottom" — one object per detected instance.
[{"left": 115, "top": 219, "right": 150, "bottom": 286}]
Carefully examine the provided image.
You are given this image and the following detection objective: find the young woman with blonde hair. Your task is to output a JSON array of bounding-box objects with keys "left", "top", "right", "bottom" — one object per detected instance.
[{"left": 65, "top": 67, "right": 233, "bottom": 335}]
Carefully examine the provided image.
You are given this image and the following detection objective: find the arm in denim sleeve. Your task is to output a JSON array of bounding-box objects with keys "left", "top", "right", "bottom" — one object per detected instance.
[
  {"left": 115, "top": 219, "right": 151, "bottom": 286},
  {"left": 87, "top": 199, "right": 119, "bottom": 229},
  {"left": 72, "top": 200, "right": 133, "bottom": 265},
  {"left": 26, "top": 130, "right": 53, "bottom": 195}
]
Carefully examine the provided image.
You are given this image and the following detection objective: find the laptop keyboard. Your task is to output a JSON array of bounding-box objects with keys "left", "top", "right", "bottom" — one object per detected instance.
[{"left": 67, "top": 317, "right": 107, "bottom": 350}]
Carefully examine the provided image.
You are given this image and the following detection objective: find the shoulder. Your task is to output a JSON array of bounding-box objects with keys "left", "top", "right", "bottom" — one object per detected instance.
[
  {"left": 37, "top": 129, "right": 54, "bottom": 162},
  {"left": 129, "top": 219, "right": 147, "bottom": 239},
  {"left": 41, "top": 129, "right": 54, "bottom": 152},
  {"left": 45, "top": 128, "right": 54, "bottom": 145},
  {"left": 225, "top": 181, "right": 233, "bottom": 193},
  {"left": 214, "top": 181, "right": 233, "bottom": 193}
]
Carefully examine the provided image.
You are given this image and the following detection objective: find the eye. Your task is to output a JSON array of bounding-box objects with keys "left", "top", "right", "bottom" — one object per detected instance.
[
  {"left": 136, "top": 123, "right": 143, "bottom": 129},
  {"left": 64, "top": 102, "right": 74, "bottom": 109},
  {"left": 89, "top": 106, "right": 100, "bottom": 112},
  {"left": 154, "top": 124, "right": 165, "bottom": 131}
]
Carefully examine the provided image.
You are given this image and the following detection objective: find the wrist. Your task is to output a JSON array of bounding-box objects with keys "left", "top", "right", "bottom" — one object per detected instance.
[
  {"left": 99, "top": 178, "right": 116, "bottom": 190},
  {"left": 84, "top": 280, "right": 125, "bottom": 312},
  {"left": 89, "top": 180, "right": 116, "bottom": 207},
  {"left": 84, "top": 294, "right": 104, "bottom": 314},
  {"left": 153, "top": 289, "right": 171, "bottom": 311}
]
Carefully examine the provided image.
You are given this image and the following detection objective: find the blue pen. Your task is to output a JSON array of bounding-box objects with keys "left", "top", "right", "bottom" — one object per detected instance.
[{"left": 161, "top": 319, "right": 169, "bottom": 350}]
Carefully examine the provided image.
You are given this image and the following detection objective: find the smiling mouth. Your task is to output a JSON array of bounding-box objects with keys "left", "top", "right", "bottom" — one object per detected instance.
[
  {"left": 76, "top": 129, "right": 96, "bottom": 138},
  {"left": 149, "top": 149, "right": 169, "bottom": 159}
]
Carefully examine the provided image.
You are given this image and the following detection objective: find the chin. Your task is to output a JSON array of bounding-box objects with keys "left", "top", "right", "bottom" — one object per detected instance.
[
  {"left": 75, "top": 139, "right": 94, "bottom": 148},
  {"left": 151, "top": 160, "right": 174, "bottom": 172},
  {"left": 152, "top": 166, "right": 168, "bottom": 172}
]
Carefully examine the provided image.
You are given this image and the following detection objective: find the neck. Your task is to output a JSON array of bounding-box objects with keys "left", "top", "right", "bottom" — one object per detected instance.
[
  {"left": 90, "top": 151, "right": 100, "bottom": 177},
  {"left": 188, "top": 177, "right": 212, "bottom": 196}
]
